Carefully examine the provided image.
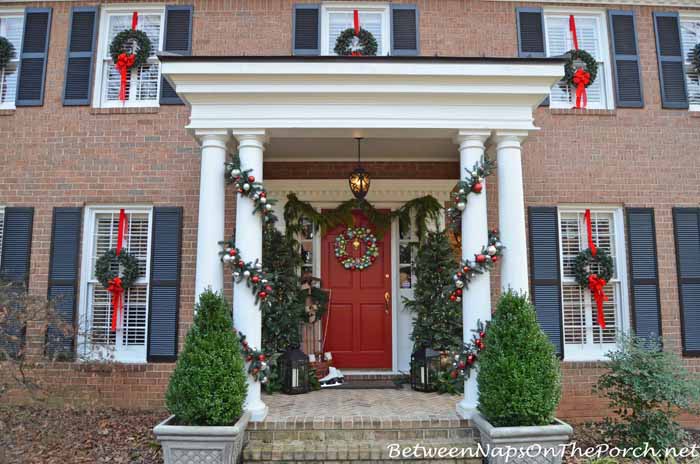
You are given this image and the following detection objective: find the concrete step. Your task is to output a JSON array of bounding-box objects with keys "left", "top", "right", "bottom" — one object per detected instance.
[{"left": 243, "top": 439, "right": 482, "bottom": 462}]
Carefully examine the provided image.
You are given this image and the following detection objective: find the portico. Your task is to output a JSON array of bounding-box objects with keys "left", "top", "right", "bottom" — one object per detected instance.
[{"left": 161, "top": 55, "right": 563, "bottom": 422}]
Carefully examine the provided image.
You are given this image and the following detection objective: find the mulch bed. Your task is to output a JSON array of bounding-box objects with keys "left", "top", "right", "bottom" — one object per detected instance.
[{"left": 0, "top": 405, "right": 164, "bottom": 464}]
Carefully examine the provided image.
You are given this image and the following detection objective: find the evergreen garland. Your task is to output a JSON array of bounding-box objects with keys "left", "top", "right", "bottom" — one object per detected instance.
[
  {"left": 446, "top": 156, "right": 496, "bottom": 235},
  {"left": 334, "top": 27, "right": 378, "bottom": 56}
]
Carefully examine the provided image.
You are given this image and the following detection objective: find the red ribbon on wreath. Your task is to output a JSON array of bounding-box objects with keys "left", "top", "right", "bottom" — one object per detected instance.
[
  {"left": 584, "top": 208, "right": 607, "bottom": 329},
  {"left": 351, "top": 10, "right": 361, "bottom": 56},
  {"left": 110, "top": 209, "right": 128, "bottom": 332},
  {"left": 569, "top": 15, "right": 589, "bottom": 109},
  {"left": 115, "top": 12, "right": 139, "bottom": 103}
]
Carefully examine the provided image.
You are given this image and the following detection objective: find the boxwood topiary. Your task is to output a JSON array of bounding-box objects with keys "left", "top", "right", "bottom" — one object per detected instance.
[
  {"left": 477, "top": 291, "right": 561, "bottom": 427},
  {"left": 165, "top": 290, "right": 248, "bottom": 426}
]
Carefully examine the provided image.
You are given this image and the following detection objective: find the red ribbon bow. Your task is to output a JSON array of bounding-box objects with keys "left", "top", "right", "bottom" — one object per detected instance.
[
  {"left": 115, "top": 53, "right": 136, "bottom": 103},
  {"left": 588, "top": 274, "right": 609, "bottom": 330},
  {"left": 109, "top": 277, "right": 124, "bottom": 332},
  {"left": 351, "top": 9, "right": 361, "bottom": 56},
  {"left": 573, "top": 68, "right": 590, "bottom": 109}
]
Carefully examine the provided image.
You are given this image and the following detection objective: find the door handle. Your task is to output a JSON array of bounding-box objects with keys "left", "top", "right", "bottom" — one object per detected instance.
[{"left": 384, "top": 292, "right": 390, "bottom": 314}]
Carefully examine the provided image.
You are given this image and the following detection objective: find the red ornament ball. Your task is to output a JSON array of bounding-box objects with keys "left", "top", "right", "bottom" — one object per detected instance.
[
  {"left": 455, "top": 288, "right": 462, "bottom": 296},
  {"left": 229, "top": 249, "right": 237, "bottom": 256},
  {"left": 248, "top": 175, "right": 255, "bottom": 183},
  {"left": 450, "top": 294, "right": 457, "bottom": 302},
  {"left": 471, "top": 182, "right": 483, "bottom": 193},
  {"left": 492, "top": 256, "right": 499, "bottom": 263},
  {"left": 476, "top": 254, "right": 486, "bottom": 264},
  {"left": 450, "top": 370, "right": 458, "bottom": 379},
  {"left": 258, "top": 354, "right": 266, "bottom": 361},
  {"left": 251, "top": 275, "right": 260, "bottom": 283},
  {"left": 467, "top": 354, "right": 476, "bottom": 365},
  {"left": 258, "top": 291, "right": 267, "bottom": 299}
]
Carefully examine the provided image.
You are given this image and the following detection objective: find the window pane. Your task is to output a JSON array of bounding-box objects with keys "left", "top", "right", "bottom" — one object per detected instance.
[
  {"left": 2, "top": 17, "right": 24, "bottom": 52},
  {"left": 681, "top": 20, "right": 700, "bottom": 106},
  {"left": 135, "top": 63, "right": 159, "bottom": 101},
  {"left": 328, "top": 11, "right": 383, "bottom": 54},
  {"left": 108, "top": 14, "right": 161, "bottom": 54},
  {"left": 562, "top": 284, "right": 585, "bottom": 344},
  {"left": 0, "top": 66, "right": 17, "bottom": 104},
  {"left": 105, "top": 63, "right": 131, "bottom": 102},
  {"left": 122, "top": 286, "right": 148, "bottom": 346},
  {"left": 92, "top": 212, "right": 150, "bottom": 279},
  {"left": 559, "top": 214, "right": 580, "bottom": 279},
  {"left": 592, "top": 283, "right": 618, "bottom": 344},
  {"left": 90, "top": 286, "right": 116, "bottom": 345}
]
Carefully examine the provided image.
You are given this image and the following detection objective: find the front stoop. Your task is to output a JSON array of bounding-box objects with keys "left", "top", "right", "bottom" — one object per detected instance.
[{"left": 244, "top": 416, "right": 480, "bottom": 463}]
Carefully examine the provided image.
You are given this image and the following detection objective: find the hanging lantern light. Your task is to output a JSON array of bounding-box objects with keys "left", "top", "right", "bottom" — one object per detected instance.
[
  {"left": 410, "top": 346, "right": 441, "bottom": 392},
  {"left": 348, "top": 137, "right": 370, "bottom": 199},
  {"left": 280, "top": 346, "right": 310, "bottom": 394}
]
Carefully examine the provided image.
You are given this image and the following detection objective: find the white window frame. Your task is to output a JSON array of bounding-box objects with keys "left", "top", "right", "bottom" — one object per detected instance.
[
  {"left": 77, "top": 205, "right": 153, "bottom": 363},
  {"left": 557, "top": 206, "right": 630, "bottom": 361},
  {"left": 543, "top": 8, "right": 616, "bottom": 110},
  {"left": 680, "top": 12, "right": 700, "bottom": 112},
  {"left": 92, "top": 4, "right": 165, "bottom": 109},
  {"left": 320, "top": 2, "right": 391, "bottom": 56},
  {"left": 0, "top": 10, "right": 24, "bottom": 110}
]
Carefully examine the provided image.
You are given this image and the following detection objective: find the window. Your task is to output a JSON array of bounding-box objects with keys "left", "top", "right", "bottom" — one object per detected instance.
[
  {"left": 321, "top": 4, "right": 390, "bottom": 56},
  {"left": 544, "top": 11, "right": 614, "bottom": 110},
  {"left": 680, "top": 16, "right": 700, "bottom": 110},
  {"left": 558, "top": 208, "right": 629, "bottom": 361},
  {"left": 299, "top": 217, "right": 315, "bottom": 278},
  {"left": 93, "top": 6, "right": 164, "bottom": 108},
  {"left": 0, "top": 13, "right": 23, "bottom": 109},
  {"left": 398, "top": 215, "right": 417, "bottom": 290},
  {"left": 78, "top": 207, "right": 152, "bottom": 363}
]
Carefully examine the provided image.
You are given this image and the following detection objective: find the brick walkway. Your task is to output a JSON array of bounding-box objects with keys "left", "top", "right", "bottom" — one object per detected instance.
[{"left": 262, "top": 385, "right": 462, "bottom": 421}]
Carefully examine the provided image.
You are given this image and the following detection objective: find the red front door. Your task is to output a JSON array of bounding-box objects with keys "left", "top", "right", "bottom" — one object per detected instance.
[{"left": 321, "top": 211, "right": 392, "bottom": 369}]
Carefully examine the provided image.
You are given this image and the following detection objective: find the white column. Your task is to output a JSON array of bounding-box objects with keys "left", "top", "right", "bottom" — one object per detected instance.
[
  {"left": 232, "top": 130, "right": 268, "bottom": 422},
  {"left": 494, "top": 131, "right": 530, "bottom": 294},
  {"left": 194, "top": 130, "right": 229, "bottom": 299},
  {"left": 455, "top": 130, "right": 491, "bottom": 420}
]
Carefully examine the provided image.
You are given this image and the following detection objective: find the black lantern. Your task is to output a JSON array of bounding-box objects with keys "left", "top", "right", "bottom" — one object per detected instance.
[
  {"left": 280, "top": 347, "right": 310, "bottom": 394},
  {"left": 348, "top": 137, "right": 370, "bottom": 199},
  {"left": 410, "top": 347, "right": 441, "bottom": 392}
]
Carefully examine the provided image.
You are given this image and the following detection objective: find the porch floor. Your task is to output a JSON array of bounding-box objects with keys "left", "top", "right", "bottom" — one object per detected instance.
[{"left": 260, "top": 385, "right": 463, "bottom": 423}]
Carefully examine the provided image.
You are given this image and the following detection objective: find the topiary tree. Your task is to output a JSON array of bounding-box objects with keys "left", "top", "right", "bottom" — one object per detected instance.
[
  {"left": 477, "top": 291, "right": 561, "bottom": 427},
  {"left": 165, "top": 290, "right": 247, "bottom": 426},
  {"left": 404, "top": 230, "right": 462, "bottom": 351}
]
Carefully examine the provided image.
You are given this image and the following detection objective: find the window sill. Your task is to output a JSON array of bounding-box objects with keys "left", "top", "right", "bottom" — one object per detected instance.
[
  {"left": 90, "top": 107, "right": 160, "bottom": 115},
  {"left": 561, "top": 360, "right": 610, "bottom": 368},
  {"left": 547, "top": 108, "right": 617, "bottom": 117},
  {"left": 0, "top": 109, "right": 16, "bottom": 116}
]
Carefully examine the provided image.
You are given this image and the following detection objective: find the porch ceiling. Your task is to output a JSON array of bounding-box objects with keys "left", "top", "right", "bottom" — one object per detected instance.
[{"left": 160, "top": 55, "right": 565, "bottom": 138}]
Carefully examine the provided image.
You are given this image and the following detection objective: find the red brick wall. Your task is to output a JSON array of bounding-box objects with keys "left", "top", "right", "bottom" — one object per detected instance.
[{"left": 1, "top": 0, "right": 699, "bottom": 425}]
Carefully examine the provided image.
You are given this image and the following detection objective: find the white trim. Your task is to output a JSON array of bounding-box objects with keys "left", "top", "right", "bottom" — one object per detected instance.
[
  {"left": 92, "top": 4, "right": 165, "bottom": 109},
  {"left": 77, "top": 205, "right": 154, "bottom": 364},
  {"left": 556, "top": 205, "right": 630, "bottom": 362},
  {"left": 320, "top": 2, "right": 391, "bottom": 56}
]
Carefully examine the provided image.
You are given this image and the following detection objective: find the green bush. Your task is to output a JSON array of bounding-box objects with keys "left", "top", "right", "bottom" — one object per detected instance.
[
  {"left": 594, "top": 336, "right": 700, "bottom": 450},
  {"left": 165, "top": 290, "right": 248, "bottom": 426},
  {"left": 477, "top": 291, "right": 561, "bottom": 426}
]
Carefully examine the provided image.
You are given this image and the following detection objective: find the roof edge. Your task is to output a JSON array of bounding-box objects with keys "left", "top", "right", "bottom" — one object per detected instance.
[{"left": 158, "top": 54, "right": 567, "bottom": 65}]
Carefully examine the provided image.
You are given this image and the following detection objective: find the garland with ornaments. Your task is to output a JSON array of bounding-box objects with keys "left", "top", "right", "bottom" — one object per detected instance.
[
  {"left": 109, "top": 12, "right": 152, "bottom": 103},
  {"left": 220, "top": 241, "right": 274, "bottom": 303},
  {"left": 0, "top": 36, "right": 15, "bottom": 70},
  {"left": 445, "top": 320, "right": 488, "bottom": 384},
  {"left": 334, "top": 10, "right": 378, "bottom": 56},
  {"left": 573, "top": 209, "right": 613, "bottom": 330},
  {"left": 449, "top": 229, "right": 504, "bottom": 303},
  {"left": 692, "top": 43, "right": 700, "bottom": 74},
  {"left": 447, "top": 156, "right": 496, "bottom": 234},
  {"left": 334, "top": 226, "right": 379, "bottom": 271},
  {"left": 225, "top": 155, "right": 278, "bottom": 225},
  {"left": 239, "top": 331, "right": 271, "bottom": 384},
  {"left": 565, "top": 15, "right": 598, "bottom": 109}
]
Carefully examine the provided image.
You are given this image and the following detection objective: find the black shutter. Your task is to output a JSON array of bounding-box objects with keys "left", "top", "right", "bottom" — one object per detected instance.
[
  {"left": 0, "top": 208, "right": 34, "bottom": 359},
  {"left": 293, "top": 4, "right": 320, "bottom": 56},
  {"left": 653, "top": 12, "right": 689, "bottom": 109},
  {"left": 517, "top": 7, "right": 548, "bottom": 106},
  {"left": 673, "top": 208, "right": 700, "bottom": 356},
  {"left": 16, "top": 8, "right": 52, "bottom": 107},
  {"left": 391, "top": 4, "right": 419, "bottom": 56},
  {"left": 528, "top": 207, "right": 563, "bottom": 357},
  {"left": 160, "top": 5, "right": 193, "bottom": 105},
  {"left": 63, "top": 7, "right": 97, "bottom": 106},
  {"left": 147, "top": 207, "right": 183, "bottom": 362},
  {"left": 608, "top": 11, "right": 644, "bottom": 108},
  {"left": 0, "top": 208, "right": 34, "bottom": 285},
  {"left": 626, "top": 208, "right": 661, "bottom": 344},
  {"left": 46, "top": 208, "right": 82, "bottom": 359}
]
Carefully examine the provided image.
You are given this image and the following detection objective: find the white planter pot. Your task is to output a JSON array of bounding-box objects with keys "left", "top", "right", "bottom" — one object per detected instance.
[
  {"left": 154, "top": 411, "right": 251, "bottom": 464},
  {"left": 472, "top": 412, "right": 573, "bottom": 464}
]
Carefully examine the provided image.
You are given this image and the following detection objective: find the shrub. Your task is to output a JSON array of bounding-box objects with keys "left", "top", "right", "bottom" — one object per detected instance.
[
  {"left": 477, "top": 291, "right": 561, "bottom": 427},
  {"left": 594, "top": 336, "right": 700, "bottom": 450},
  {"left": 165, "top": 290, "right": 248, "bottom": 426}
]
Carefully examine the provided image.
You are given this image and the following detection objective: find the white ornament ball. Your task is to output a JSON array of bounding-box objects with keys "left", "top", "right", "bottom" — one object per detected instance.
[
  {"left": 455, "top": 280, "right": 464, "bottom": 289},
  {"left": 456, "top": 297, "right": 462, "bottom": 303},
  {"left": 458, "top": 188, "right": 465, "bottom": 194},
  {"left": 243, "top": 183, "right": 250, "bottom": 191},
  {"left": 256, "top": 262, "right": 263, "bottom": 270},
  {"left": 232, "top": 169, "right": 241, "bottom": 176},
  {"left": 457, "top": 202, "right": 466, "bottom": 211},
  {"left": 487, "top": 245, "right": 497, "bottom": 256},
  {"left": 265, "top": 204, "right": 273, "bottom": 211},
  {"left": 260, "top": 197, "right": 267, "bottom": 204},
  {"left": 261, "top": 279, "right": 268, "bottom": 284},
  {"left": 243, "top": 270, "right": 251, "bottom": 277},
  {"left": 223, "top": 255, "right": 231, "bottom": 262},
  {"left": 233, "top": 272, "right": 240, "bottom": 278}
]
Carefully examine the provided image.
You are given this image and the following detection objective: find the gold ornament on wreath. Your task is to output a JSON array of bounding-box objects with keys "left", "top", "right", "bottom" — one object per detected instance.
[{"left": 334, "top": 226, "right": 379, "bottom": 271}]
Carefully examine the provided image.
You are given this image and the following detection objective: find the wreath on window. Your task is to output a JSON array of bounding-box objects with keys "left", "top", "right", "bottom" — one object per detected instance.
[
  {"left": 334, "top": 28, "right": 378, "bottom": 56},
  {"left": 95, "top": 248, "right": 141, "bottom": 291},
  {"left": 109, "top": 29, "right": 152, "bottom": 70},
  {"left": 692, "top": 43, "right": 700, "bottom": 74},
  {"left": 334, "top": 226, "right": 379, "bottom": 270},
  {"left": 0, "top": 36, "right": 15, "bottom": 70},
  {"left": 564, "top": 49, "right": 598, "bottom": 89},
  {"left": 573, "top": 247, "right": 613, "bottom": 288}
]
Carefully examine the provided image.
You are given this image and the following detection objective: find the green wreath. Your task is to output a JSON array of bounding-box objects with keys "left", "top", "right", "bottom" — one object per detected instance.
[
  {"left": 565, "top": 49, "right": 598, "bottom": 88},
  {"left": 691, "top": 43, "right": 700, "bottom": 74},
  {"left": 95, "top": 249, "right": 141, "bottom": 290},
  {"left": 0, "top": 36, "right": 16, "bottom": 69},
  {"left": 334, "top": 28, "right": 378, "bottom": 56},
  {"left": 573, "top": 248, "right": 613, "bottom": 287},
  {"left": 334, "top": 226, "right": 379, "bottom": 270},
  {"left": 109, "top": 29, "right": 152, "bottom": 69}
]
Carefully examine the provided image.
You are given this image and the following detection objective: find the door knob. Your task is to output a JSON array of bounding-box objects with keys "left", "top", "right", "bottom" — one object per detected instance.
[{"left": 384, "top": 292, "right": 390, "bottom": 314}]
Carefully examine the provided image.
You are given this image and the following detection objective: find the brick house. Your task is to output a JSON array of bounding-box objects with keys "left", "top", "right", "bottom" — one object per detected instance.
[{"left": 0, "top": 0, "right": 698, "bottom": 428}]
